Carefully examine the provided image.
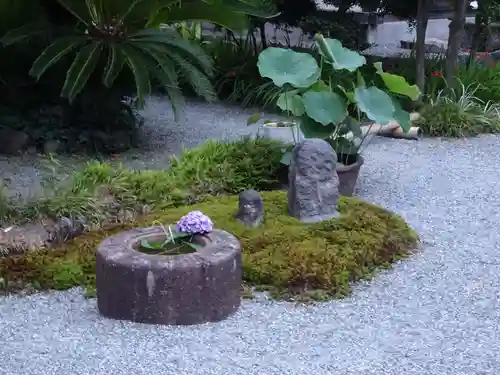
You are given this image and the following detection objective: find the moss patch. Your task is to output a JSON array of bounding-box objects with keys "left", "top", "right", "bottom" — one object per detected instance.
[{"left": 0, "top": 191, "right": 418, "bottom": 300}]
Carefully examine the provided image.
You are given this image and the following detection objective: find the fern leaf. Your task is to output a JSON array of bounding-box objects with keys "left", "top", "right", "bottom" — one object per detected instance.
[
  {"left": 103, "top": 44, "right": 126, "bottom": 87},
  {"left": 0, "top": 23, "right": 47, "bottom": 47},
  {"left": 133, "top": 42, "right": 185, "bottom": 119},
  {"left": 120, "top": 43, "right": 153, "bottom": 107},
  {"left": 169, "top": 51, "right": 216, "bottom": 102},
  {"left": 131, "top": 29, "right": 213, "bottom": 75},
  {"left": 61, "top": 41, "right": 103, "bottom": 102},
  {"left": 29, "top": 37, "right": 88, "bottom": 80}
]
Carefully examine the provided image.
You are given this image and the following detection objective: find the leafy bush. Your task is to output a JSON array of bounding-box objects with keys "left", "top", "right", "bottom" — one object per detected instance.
[
  {"left": 0, "top": 93, "right": 143, "bottom": 154},
  {"left": 376, "top": 53, "right": 500, "bottom": 105},
  {"left": 252, "top": 34, "right": 419, "bottom": 164},
  {"left": 455, "top": 62, "right": 500, "bottom": 104},
  {"left": 416, "top": 81, "right": 500, "bottom": 137},
  {"left": 0, "top": 0, "right": 279, "bottom": 154},
  {"left": 0, "top": 191, "right": 418, "bottom": 300},
  {"left": 1, "top": 1, "right": 218, "bottom": 115}
]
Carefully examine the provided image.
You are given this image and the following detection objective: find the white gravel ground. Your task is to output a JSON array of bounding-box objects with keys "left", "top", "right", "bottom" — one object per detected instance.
[
  {"left": 0, "top": 97, "right": 278, "bottom": 200},
  {"left": 1, "top": 98, "right": 500, "bottom": 375}
]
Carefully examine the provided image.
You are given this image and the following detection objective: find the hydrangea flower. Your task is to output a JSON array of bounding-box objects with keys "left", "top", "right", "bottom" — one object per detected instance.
[{"left": 176, "top": 211, "right": 213, "bottom": 234}]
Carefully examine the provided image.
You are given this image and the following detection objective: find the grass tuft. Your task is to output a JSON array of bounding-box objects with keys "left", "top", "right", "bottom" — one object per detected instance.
[{"left": 417, "top": 80, "right": 500, "bottom": 137}]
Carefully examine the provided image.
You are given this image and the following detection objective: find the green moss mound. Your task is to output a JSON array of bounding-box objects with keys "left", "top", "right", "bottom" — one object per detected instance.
[{"left": 0, "top": 191, "right": 418, "bottom": 300}]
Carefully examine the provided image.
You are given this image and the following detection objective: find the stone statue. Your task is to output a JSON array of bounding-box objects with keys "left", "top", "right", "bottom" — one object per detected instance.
[
  {"left": 235, "top": 189, "right": 264, "bottom": 227},
  {"left": 288, "top": 139, "right": 340, "bottom": 223}
]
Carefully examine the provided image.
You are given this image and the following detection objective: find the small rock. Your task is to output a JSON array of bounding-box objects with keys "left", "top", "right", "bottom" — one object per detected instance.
[
  {"left": 235, "top": 189, "right": 264, "bottom": 227},
  {"left": 51, "top": 216, "right": 74, "bottom": 243},
  {"left": 288, "top": 139, "right": 340, "bottom": 223},
  {"left": 0, "top": 129, "right": 29, "bottom": 154},
  {"left": 139, "top": 204, "right": 151, "bottom": 216},
  {"left": 71, "top": 217, "right": 86, "bottom": 237},
  {"left": 117, "top": 209, "right": 135, "bottom": 223},
  {"left": 0, "top": 223, "right": 53, "bottom": 254},
  {"left": 43, "top": 139, "right": 60, "bottom": 154}
]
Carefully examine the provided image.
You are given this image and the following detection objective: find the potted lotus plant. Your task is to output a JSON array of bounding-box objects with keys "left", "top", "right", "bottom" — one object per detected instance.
[{"left": 249, "top": 34, "right": 420, "bottom": 196}]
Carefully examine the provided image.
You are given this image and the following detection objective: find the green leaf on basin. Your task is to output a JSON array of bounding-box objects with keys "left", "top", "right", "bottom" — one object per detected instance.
[
  {"left": 354, "top": 86, "right": 395, "bottom": 125},
  {"left": 315, "top": 35, "right": 366, "bottom": 72},
  {"left": 257, "top": 47, "right": 320, "bottom": 88},
  {"left": 299, "top": 116, "right": 337, "bottom": 138},
  {"left": 302, "top": 91, "right": 347, "bottom": 126},
  {"left": 277, "top": 91, "right": 305, "bottom": 115}
]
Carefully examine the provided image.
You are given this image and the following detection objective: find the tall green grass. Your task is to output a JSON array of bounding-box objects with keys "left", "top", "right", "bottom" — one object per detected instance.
[{"left": 417, "top": 79, "right": 500, "bottom": 137}]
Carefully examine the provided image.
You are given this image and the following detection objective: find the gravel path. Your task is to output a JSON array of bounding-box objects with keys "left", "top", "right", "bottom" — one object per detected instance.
[
  {"left": 0, "top": 97, "right": 276, "bottom": 200},
  {"left": 1, "top": 99, "right": 500, "bottom": 375}
]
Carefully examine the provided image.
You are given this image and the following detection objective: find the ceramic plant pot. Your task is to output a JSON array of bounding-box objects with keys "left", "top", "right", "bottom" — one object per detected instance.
[
  {"left": 336, "top": 154, "right": 364, "bottom": 197},
  {"left": 258, "top": 121, "right": 304, "bottom": 144}
]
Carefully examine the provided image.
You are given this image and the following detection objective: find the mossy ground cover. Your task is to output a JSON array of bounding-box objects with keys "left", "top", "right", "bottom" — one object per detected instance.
[{"left": 0, "top": 191, "right": 418, "bottom": 300}]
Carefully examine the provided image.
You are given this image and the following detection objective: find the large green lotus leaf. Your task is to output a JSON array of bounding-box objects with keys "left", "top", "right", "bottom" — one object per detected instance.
[
  {"left": 343, "top": 116, "right": 362, "bottom": 137},
  {"left": 299, "top": 116, "right": 337, "bottom": 139},
  {"left": 302, "top": 91, "right": 347, "bottom": 126},
  {"left": 257, "top": 47, "right": 320, "bottom": 88},
  {"left": 277, "top": 91, "right": 305, "bottom": 116},
  {"left": 391, "top": 98, "right": 411, "bottom": 132},
  {"left": 308, "top": 80, "right": 330, "bottom": 92},
  {"left": 315, "top": 35, "right": 366, "bottom": 72},
  {"left": 354, "top": 86, "right": 395, "bottom": 125},
  {"left": 377, "top": 71, "right": 420, "bottom": 101}
]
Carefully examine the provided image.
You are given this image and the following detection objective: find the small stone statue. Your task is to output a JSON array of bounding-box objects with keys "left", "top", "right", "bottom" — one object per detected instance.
[
  {"left": 235, "top": 189, "right": 264, "bottom": 227},
  {"left": 288, "top": 139, "right": 340, "bottom": 223}
]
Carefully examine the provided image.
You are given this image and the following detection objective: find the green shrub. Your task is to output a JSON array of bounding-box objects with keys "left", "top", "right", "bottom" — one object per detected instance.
[
  {"left": 0, "top": 137, "right": 285, "bottom": 224},
  {"left": 455, "top": 63, "right": 500, "bottom": 103},
  {"left": 169, "top": 137, "right": 284, "bottom": 192},
  {"left": 0, "top": 191, "right": 418, "bottom": 300},
  {"left": 375, "top": 53, "right": 500, "bottom": 105},
  {"left": 206, "top": 37, "right": 269, "bottom": 106},
  {"left": 416, "top": 81, "right": 500, "bottom": 137}
]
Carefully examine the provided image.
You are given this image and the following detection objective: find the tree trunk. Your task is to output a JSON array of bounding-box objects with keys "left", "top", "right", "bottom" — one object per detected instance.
[
  {"left": 468, "top": 0, "right": 488, "bottom": 67},
  {"left": 445, "top": 0, "right": 468, "bottom": 85},
  {"left": 416, "top": 0, "right": 431, "bottom": 94}
]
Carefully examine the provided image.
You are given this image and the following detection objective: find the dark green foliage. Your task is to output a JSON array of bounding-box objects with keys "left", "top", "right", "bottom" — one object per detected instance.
[{"left": 0, "top": 0, "right": 279, "bottom": 154}]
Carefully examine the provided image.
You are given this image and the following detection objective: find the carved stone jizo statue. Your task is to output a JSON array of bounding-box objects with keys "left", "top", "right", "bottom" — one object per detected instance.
[
  {"left": 235, "top": 189, "right": 264, "bottom": 227},
  {"left": 288, "top": 139, "right": 340, "bottom": 223}
]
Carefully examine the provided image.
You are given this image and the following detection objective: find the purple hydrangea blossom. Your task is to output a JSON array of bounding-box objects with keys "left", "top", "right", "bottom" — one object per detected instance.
[{"left": 176, "top": 211, "right": 214, "bottom": 234}]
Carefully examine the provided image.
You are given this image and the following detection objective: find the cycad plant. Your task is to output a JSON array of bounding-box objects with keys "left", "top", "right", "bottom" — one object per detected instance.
[{"left": 0, "top": 0, "right": 278, "bottom": 118}]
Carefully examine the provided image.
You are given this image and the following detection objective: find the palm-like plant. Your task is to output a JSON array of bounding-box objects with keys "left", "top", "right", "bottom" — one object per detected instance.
[{"left": 1, "top": 0, "right": 278, "bottom": 118}]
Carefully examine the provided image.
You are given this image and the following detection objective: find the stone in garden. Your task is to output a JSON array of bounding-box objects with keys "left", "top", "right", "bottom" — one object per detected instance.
[
  {"left": 234, "top": 189, "right": 264, "bottom": 227},
  {"left": 96, "top": 227, "right": 242, "bottom": 325},
  {"left": 288, "top": 139, "right": 340, "bottom": 223},
  {"left": 0, "top": 129, "right": 28, "bottom": 154},
  {"left": 0, "top": 223, "right": 53, "bottom": 254},
  {"left": 43, "top": 139, "right": 60, "bottom": 154},
  {"left": 51, "top": 216, "right": 86, "bottom": 244}
]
